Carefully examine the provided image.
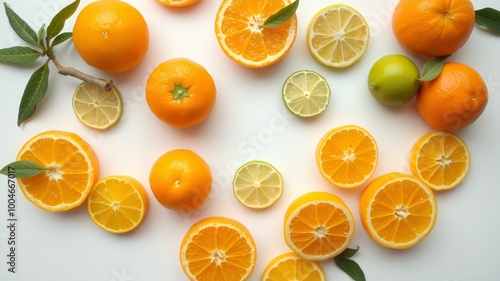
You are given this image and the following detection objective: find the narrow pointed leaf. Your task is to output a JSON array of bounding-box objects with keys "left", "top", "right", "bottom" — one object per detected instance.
[
  {"left": 419, "top": 56, "right": 449, "bottom": 81},
  {"left": 334, "top": 257, "right": 366, "bottom": 281},
  {"left": 0, "top": 46, "right": 42, "bottom": 64},
  {"left": 337, "top": 246, "right": 360, "bottom": 259},
  {"left": 46, "top": 0, "right": 80, "bottom": 42},
  {"left": 261, "top": 0, "right": 299, "bottom": 28},
  {"left": 17, "top": 60, "right": 50, "bottom": 126},
  {"left": 475, "top": 8, "right": 500, "bottom": 35},
  {"left": 0, "top": 160, "right": 50, "bottom": 178},
  {"left": 3, "top": 3, "right": 38, "bottom": 46},
  {"left": 37, "top": 24, "right": 46, "bottom": 50},
  {"left": 51, "top": 32, "right": 72, "bottom": 48}
]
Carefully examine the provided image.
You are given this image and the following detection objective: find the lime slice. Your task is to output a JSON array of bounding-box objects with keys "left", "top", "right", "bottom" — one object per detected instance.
[
  {"left": 72, "top": 82, "right": 123, "bottom": 130},
  {"left": 282, "top": 70, "right": 331, "bottom": 117},
  {"left": 307, "top": 4, "right": 370, "bottom": 68},
  {"left": 232, "top": 160, "right": 283, "bottom": 209}
]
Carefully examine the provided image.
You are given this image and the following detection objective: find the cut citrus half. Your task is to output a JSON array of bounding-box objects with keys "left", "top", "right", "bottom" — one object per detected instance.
[
  {"left": 16, "top": 130, "right": 100, "bottom": 212},
  {"left": 262, "top": 252, "right": 326, "bottom": 281},
  {"left": 282, "top": 70, "right": 331, "bottom": 118},
  {"left": 72, "top": 81, "right": 123, "bottom": 130},
  {"left": 359, "top": 172, "right": 438, "bottom": 249},
  {"left": 157, "top": 0, "right": 199, "bottom": 7},
  {"left": 232, "top": 160, "right": 283, "bottom": 209},
  {"left": 214, "top": 0, "right": 298, "bottom": 68},
  {"left": 307, "top": 4, "right": 370, "bottom": 68},
  {"left": 87, "top": 175, "right": 149, "bottom": 234},
  {"left": 316, "top": 125, "right": 378, "bottom": 188},
  {"left": 180, "top": 216, "right": 257, "bottom": 281},
  {"left": 284, "top": 191, "right": 355, "bottom": 261},
  {"left": 410, "top": 131, "right": 470, "bottom": 191}
]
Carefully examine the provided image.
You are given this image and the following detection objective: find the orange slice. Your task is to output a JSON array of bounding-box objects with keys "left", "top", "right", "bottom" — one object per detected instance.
[
  {"left": 87, "top": 175, "right": 149, "bottom": 234},
  {"left": 180, "top": 216, "right": 257, "bottom": 281},
  {"left": 284, "top": 191, "right": 355, "bottom": 261},
  {"left": 262, "top": 252, "right": 326, "bottom": 281},
  {"left": 316, "top": 125, "right": 378, "bottom": 188},
  {"left": 157, "top": 0, "right": 199, "bottom": 7},
  {"left": 214, "top": 0, "right": 298, "bottom": 68},
  {"left": 410, "top": 131, "right": 470, "bottom": 191},
  {"left": 16, "top": 130, "right": 100, "bottom": 212},
  {"left": 359, "top": 172, "right": 438, "bottom": 249}
]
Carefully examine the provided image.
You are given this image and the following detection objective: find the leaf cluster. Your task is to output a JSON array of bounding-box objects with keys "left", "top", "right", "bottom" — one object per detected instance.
[{"left": 0, "top": 0, "right": 79, "bottom": 126}]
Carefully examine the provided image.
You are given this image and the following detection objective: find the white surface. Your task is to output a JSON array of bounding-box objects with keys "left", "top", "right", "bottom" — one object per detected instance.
[{"left": 0, "top": 0, "right": 499, "bottom": 280}]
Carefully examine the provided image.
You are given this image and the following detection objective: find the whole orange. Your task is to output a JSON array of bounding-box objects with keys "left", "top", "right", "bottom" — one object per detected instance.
[
  {"left": 146, "top": 58, "right": 216, "bottom": 128},
  {"left": 416, "top": 62, "right": 488, "bottom": 131},
  {"left": 149, "top": 149, "right": 212, "bottom": 212},
  {"left": 72, "top": 0, "right": 149, "bottom": 73},
  {"left": 392, "top": 0, "right": 475, "bottom": 58}
]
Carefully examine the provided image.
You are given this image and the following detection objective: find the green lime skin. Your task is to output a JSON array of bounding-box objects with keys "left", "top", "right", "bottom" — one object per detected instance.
[{"left": 368, "top": 54, "right": 420, "bottom": 106}]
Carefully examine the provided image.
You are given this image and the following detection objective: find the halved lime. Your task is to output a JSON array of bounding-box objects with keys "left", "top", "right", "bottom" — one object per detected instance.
[
  {"left": 282, "top": 70, "right": 331, "bottom": 117},
  {"left": 72, "top": 82, "right": 123, "bottom": 130},
  {"left": 232, "top": 160, "right": 283, "bottom": 209}
]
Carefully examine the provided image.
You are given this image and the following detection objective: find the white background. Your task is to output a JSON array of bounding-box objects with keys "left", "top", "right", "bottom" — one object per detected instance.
[{"left": 0, "top": 0, "right": 499, "bottom": 280}]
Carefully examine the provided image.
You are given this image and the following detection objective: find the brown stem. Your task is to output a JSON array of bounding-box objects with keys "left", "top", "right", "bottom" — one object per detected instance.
[{"left": 47, "top": 54, "right": 114, "bottom": 91}]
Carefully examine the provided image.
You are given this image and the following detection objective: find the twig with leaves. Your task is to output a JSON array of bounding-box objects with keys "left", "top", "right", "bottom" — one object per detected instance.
[{"left": 0, "top": 0, "right": 112, "bottom": 127}]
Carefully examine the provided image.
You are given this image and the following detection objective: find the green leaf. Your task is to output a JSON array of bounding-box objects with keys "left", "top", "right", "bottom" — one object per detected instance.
[
  {"left": 261, "top": 0, "right": 299, "bottom": 28},
  {"left": 0, "top": 46, "right": 42, "bottom": 64},
  {"left": 419, "top": 56, "right": 449, "bottom": 81},
  {"left": 0, "top": 160, "right": 50, "bottom": 178},
  {"left": 334, "top": 257, "right": 366, "bottom": 281},
  {"left": 17, "top": 60, "right": 50, "bottom": 126},
  {"left": 475, "top": 8, "right": 500, "bottom": 35},
  {"left": 51, "top": 32, "right": 72, "bottom": 48},
  {"left": 337, "top": 246, "right": 360, "bottom": 259},
  {"left": 37, "top": 24, "right": 46, "bottom": 50},
  {"left": 3, "top": 2, "right": 38, "bottom": 46},
  {"left": 46, "top": 0, "right": 80, "bottom": 43}
]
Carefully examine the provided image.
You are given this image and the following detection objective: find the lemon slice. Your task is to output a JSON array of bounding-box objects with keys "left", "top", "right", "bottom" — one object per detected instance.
[
  {"left": 232, "top": 160, "right": 283, "bottom": 209},
  {"left": 307, "top": 4, "right": 370, "bottom": 68},
  {"left": 282, "top": 70, "right": 331, "bottom": 118},
  {"left": 72, "top": 82, "right": 123, "bottom": 130}
]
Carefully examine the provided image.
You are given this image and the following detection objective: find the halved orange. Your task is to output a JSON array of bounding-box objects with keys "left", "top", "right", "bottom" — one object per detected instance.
[
  {"left": 262, "top": 252, "right": 326, "bottom": 280},
  {"left": 16, "top": 130, "right": 100, "bottom": 212},
  {"left": 180, "top": 216, "right": 257, "bottom": 281},
  {"left": 359, "top": 172, "right": 438, "bottom": 249},
  {"left": 316, "top": 125, "right": 378, "bottom": 188},
  {"left": 87, "top": 175, "right": 149, "bottom": 234},
  {"left": 214, "top": 0, "right": 298, "bottom": 68},
  {"left": 410, "top": 131, "right": 470, "bottom": 191},
  {"left": 284, "top": 191, "right": 355, "bottom": 261}
]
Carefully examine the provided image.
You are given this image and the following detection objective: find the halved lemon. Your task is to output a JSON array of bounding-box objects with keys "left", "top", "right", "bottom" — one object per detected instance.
[
  {"left": 282, "top": 70, "right": 331, "bottom": 118},
  {"left": 72, "top": 81, "right": 123, "bottom": 130},
  {"left": 307, "top": 4, "right": 370, "bottom": 68},
  {"left": 157, "top": 0, "right": 199, "bottom": 7},
  {"left": 88, "top": 175, "right": 149, "bottom": 234},
  {"left": 233, "top": 160, "right": 283, "bottom": 209},
  {"left": 262, "top": 252, "right": 326, "bottom": 280}
]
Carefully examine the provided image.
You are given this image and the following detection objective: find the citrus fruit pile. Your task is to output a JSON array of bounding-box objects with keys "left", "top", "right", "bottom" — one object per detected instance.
[{"left": 1, "top": 0, "right": 496, "bottom": 280}]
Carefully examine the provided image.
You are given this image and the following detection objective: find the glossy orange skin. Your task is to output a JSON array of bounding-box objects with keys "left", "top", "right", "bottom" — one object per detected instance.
[
  {"left": 146, "top": 58, "right": 217, "bottom": 128},
  {"left": 392, "top": 0, "right": 475, "bottom": 58},
  {"left": 416, "top": 62, "right": 488, "bottom": 131},
  {"left": 149, "top": 149, "right": 212, "bottom": 212},
  {"left": 73, "top": 0, "right": 149, "bottom": 73}
]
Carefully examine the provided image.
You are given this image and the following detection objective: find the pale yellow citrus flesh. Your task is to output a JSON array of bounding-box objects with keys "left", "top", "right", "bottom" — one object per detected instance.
[
  {"left": 72, "top": 82, "right": 123, "bottom": 130},
  {"left": 180, "top": 217, "right": 257, "bottom": 281},
  {"left": 359, "top": 172, "right": 438, "bottom": 249},
  {"left": 233, "top": 160, "right": 283, "bottom": 209},
  {"left": 307, "top": 4, "right": 370, "bottom": 68},
  {"left": 316, "top": 125, "right": 378, "bottom": 188},
  {"left": 282, "top": 70, "right": 331, "bottom": 117},
  {"left": 410, "top": 131, "right": 470, "bottom": 191},
  {"left": 88, "top": 175, "right": 149, "bottom": 234},
  {"left": 262, "top": 252, "right": 326, "bottom": 281}
]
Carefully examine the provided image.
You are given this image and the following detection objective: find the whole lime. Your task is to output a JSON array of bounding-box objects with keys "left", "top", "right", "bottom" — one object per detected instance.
[{"left": 368, "top": 54, "right": 420, "bottom": 106}]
